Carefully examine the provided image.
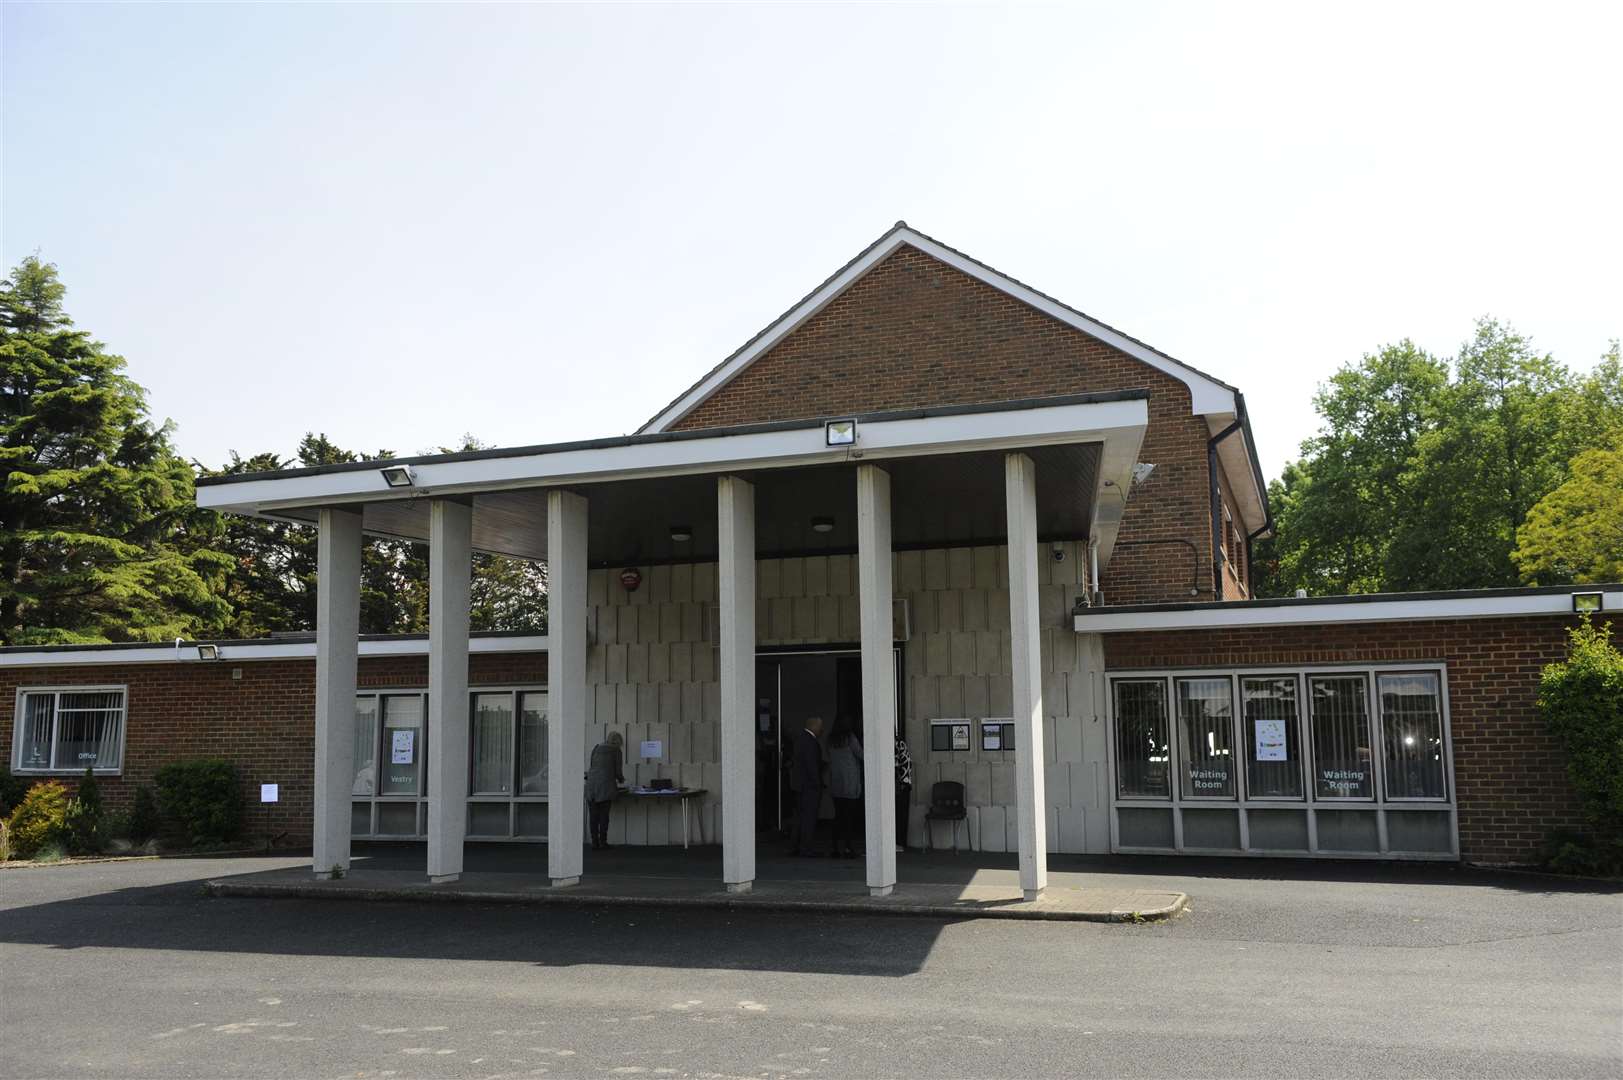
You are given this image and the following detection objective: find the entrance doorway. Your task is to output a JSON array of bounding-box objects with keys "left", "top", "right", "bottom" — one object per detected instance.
[{"left": 754, "top": 647, "right": 902, "bottom": 837}]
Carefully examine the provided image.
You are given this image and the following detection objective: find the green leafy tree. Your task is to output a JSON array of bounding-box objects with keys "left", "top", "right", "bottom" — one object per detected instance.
[
  {"left": 1537, "top": 620, "right": 1623, "bottom": 871},
  {"left": 1389, "top": 319, "right": 1578, "bottom": 589},
  {"left": 1513, "top": 432, "right": 1623, "bottom": 584},
  {"left": 0, "top": 256, "right": 229, "bottom": 644},
  {"left": 1255, "top": 342, "right": 1447, "bottom": 595}
]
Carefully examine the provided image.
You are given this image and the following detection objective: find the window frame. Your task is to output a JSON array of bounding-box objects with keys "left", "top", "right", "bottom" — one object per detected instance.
[
  {"left": 1111, "top": 677, "right": 1173, "bottom": 800},
  {"left": 1374, "top": 669, "right": 1450, "bottom": 803},
  {"left": 1173, "top": 674, "right": 1239, "bottom": 801},
  {"left": 1238, "top": 673, "right": 1308, "bottom": 802},
  {"left": 1103, "top": 663, "right": 1457, "bottom": 860},
  {"left": 10, "top": 685, "right": 128, "bottom": 776}
]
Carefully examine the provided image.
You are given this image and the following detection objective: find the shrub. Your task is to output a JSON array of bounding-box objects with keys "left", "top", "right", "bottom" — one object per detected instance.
[
  {"left": 0, "top": 765, "right": 27, "bottom": 819},
  {"left": 1538, "top": 619, "right": 1623, "bottom": 874},
  {"left": 154, "top": 759, "right": 243, "bottom": 847},
  {"left": 126, "top": 785, "right": 160, "bottom": 845},
  {"left": 65, "top": 768, "right": 105, "bottom": 855},
  {"left": 0, "top": 819, "right": 11, "bottom": 862},
  {"left": 4, "top": 781, "right": 71, "bottom": 860}
]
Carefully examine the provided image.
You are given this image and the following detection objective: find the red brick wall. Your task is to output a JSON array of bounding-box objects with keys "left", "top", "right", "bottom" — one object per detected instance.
[
  {"left": 667, "top": 244, "right": 1221, "bottom": 606},
  {"left": 0, "top": 651, "right": 546, "bottom": 844},
  {"left": 1103, "top": 615, "right": 1609, "bottom": 865}
]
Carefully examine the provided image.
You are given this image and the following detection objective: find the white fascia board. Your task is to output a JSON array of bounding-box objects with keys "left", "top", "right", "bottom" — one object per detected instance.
[
  {"left": 643, "top": 226, "right": 1237, "bottom": 433},
  {"left": 1073, "top": 590, "right": 1623, "bottom": 634},
  {"left": 0, "top": 635, "right": 550, "bottom": 669},
  {"left": 1209, "top": 422, "right": 1267, "bottom": 533},
  {"left": 198, "top": 398, "right": 1149, "bottom": 516}
]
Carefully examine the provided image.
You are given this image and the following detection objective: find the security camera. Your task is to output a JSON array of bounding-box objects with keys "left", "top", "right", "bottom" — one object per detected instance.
[{"left": 1051, "top": 543, "right": 1066, "bottom": 563}]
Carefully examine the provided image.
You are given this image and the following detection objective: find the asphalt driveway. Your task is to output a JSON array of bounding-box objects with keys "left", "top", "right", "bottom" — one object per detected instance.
[{"left": 1, "top": 850, "right": 1618, "bottom": 1078}]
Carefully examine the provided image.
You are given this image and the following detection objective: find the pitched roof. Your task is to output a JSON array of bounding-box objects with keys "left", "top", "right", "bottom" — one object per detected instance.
[{"left": 638, "top": 221, "right": 1243, "bottom": 434}]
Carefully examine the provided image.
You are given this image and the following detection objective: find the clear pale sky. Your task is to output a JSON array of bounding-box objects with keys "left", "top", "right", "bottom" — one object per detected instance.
[{"left": 5, "top": 2, "right": 1619, "bottom": 481}]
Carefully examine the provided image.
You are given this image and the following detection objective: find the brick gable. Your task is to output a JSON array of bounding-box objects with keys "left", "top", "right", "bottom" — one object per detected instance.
[{"left": 669, "top": 244, "right": 1225, "bottom": 605}]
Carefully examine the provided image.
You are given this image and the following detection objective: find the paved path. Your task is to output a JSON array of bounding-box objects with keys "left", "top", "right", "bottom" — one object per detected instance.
[
  {"left": 1, "top": 850, "right": 1619, "bottom": 1078},
  {"left": 205, "top": 848, "right": 1187, "bottom": 921}
]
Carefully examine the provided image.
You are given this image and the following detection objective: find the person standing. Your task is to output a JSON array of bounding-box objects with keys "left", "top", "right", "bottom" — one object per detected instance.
[
  {"left": 586, "top": 730, "right": 625, "bottom": 851},
  {"left": 894, "top": 729, "right": 914, "bottom": 853},
  {"left": 827, "top": 716, "right": 864, "bottom": 859},
  {"left": 789, "top": 717, "right": 826, "bottom": 856}
]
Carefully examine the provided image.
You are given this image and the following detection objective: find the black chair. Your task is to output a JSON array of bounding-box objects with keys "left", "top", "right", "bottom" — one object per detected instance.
[{"left": 923, "top": 781, "right": 973, "bottom": 853}]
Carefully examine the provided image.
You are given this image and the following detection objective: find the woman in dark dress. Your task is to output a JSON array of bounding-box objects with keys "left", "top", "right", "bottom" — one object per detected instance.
[{"left": 586, "top": 731, "right": 625, "bottom": 850}]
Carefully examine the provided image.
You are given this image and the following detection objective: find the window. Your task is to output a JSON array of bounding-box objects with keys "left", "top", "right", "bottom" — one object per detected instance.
[
  {"left": 12, "top": 688, "right": 126, "bottom": 773},
  {"left": 1176, "top": 678, "right": 1235, "bottom": 798},
  {"left": 352, "top": 696, "right": 378, "bottom": 795},
  {"left": 470, "top": 692, "right": 515, "bottom": 795},
  {"left": 379, "top": 694, "right": 426, "bottom": 795},
  {"left": 1114, "top": 680, "right": 1170, "bottom": 798},
  {"left": 1310, "top": 675, "right": 1374, "bottom": 799},
  {"left": 518, "top": 691, "right": 548, "bottom": 795},
  {"left": 1379, "top": 673, "right": 1447, "bottom": 800},
  {"left": 1242, "top": 676, "right": 1303, "bottom": 799}
]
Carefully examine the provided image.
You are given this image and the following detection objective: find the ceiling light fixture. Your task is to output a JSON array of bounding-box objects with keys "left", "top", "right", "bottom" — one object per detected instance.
[
  {"left": 811, "top": 516, "right": 835, "bottom": 534},
  {"left": 670, "top": 525, "right": 693, "bottom": 543}
]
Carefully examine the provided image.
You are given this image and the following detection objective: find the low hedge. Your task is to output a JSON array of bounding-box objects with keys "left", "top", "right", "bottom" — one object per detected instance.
[{"left": 154, "top": 759, "right": 243, "bottom": 847}]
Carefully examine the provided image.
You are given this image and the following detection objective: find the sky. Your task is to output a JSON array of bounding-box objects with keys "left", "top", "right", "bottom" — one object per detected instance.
[{"left": 4, "top": 2, "right": 1619, "bottom": 482}]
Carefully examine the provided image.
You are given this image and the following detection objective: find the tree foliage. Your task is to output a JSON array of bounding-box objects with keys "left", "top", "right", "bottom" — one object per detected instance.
[
  {"left": 1259, "top": 324, "right": 1623, "bottom": 596},
  {"left": 210, "top": 434, "right": 546, "bottom": 637},
  {"left": 1513, "top": 432, "right": 1623, "bottom": 584},
  {"left": 0, "top": 257, "right": 229, "bottom": 644}
]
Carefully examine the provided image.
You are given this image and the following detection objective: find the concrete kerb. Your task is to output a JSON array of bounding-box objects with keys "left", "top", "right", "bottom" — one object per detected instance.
[{"left": 203, "top": 878, "right": 1190, "bottom": 924}]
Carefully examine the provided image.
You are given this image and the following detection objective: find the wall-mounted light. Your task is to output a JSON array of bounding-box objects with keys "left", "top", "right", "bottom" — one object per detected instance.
[
  {"left": 669, "top": 525, "right": 693, "bottom": 543},
  {"left": 811, "top": 516, "right": 835, "bottom": 534},
  {"left": 1573, "top": 591, "right": 1604, "bottom": 614},
  {"left": 825, "top": 419, "right": 857, "bottom": 447},
  {"left": 380, "top": 464, "right": 416, "bottom": 488},
  {"left": 196, "top": 643, "right": 221, "bottom": 661}
]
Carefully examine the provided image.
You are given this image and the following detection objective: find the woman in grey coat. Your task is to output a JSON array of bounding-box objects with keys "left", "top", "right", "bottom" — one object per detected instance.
[
  {"left": 586, "top": 731, "right": 625, "bottom": 850},
  {"left": 826, "top": 717, "right": 863, "bottom": 859}
]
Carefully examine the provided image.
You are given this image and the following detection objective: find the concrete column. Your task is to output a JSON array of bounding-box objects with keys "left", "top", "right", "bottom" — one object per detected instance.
[
  {"left": 547, "top": 489, "right": 588, "bottom": 887},
  {"left": 717, "top": 475, "right": 756, "bottom": 893},
  {"left": 313, "top": 507, "right": 362, "bottom": 880},
  {"left": 856, "top": 464, "right": 897, "bottom": 896},
  {"left": 426, "top": 498, "right": 472, "bottom": 884},
  {"left": 1005, "top": 452, "right": 1048, "bottom": 900}
]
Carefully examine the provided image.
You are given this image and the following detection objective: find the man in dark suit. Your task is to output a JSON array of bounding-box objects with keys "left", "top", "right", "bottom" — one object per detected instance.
[{"left": 788, "top": 716, "right": 825, "bottom": 856}]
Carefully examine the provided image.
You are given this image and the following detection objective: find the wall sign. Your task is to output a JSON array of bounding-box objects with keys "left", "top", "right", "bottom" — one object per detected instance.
[
  {"left": 929, "top": 719, "right": 973, "bottom": 752},
  {"left": 640, "top": 739, "right": 664, "bottom": 760},
  {"left": 259, "top": 783, "right": 279, "bottom": 803}
]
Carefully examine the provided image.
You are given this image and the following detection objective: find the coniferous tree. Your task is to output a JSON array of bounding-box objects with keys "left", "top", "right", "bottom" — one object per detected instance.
[{"left": 0, "top": 256, "right": 229, "bottom": 644}]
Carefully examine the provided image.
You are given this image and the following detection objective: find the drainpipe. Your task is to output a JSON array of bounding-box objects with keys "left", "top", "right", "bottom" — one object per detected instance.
[
  {"left": 1089, "top": 536, "right": 1101, "bottom": 606},
  {"left": 1208, "top": 419, "right": 1244, "bottom": 598}
]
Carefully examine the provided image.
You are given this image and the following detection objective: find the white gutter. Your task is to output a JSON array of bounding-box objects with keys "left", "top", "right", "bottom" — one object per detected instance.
[
  {"left": 0, "top": 634, "right": 550, "bottom": 668},
  {"left": 1074, "top": 589, "right": 1622, "bottom": 633}
]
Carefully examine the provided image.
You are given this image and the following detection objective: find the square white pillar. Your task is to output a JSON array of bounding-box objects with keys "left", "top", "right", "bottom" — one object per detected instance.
[
  {"left": 547, "top": 489, "right": 588, "bottom": 887},
  {"left": 313, "top": 508, "right": 362, "bottom": 880},
  {"left": 856, "top": 464, "right": 897, "bottom": 896},
  {"left": 1005, "top": 452, "right": 1048, "bottom": 900},
  {"left": 717, "top": 475, "right": 756, "bottom": 893},
  {"left": 426, "top": 498, "right": 472, "bottom": 884}
]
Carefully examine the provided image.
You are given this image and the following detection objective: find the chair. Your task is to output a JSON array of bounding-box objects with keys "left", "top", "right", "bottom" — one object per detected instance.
[{"left": 923, "top": 781, "right": 973, "bottom": 853}]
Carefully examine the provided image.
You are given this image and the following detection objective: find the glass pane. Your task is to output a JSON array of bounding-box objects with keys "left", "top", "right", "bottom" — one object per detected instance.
[
  {"left": 380, "top": 695, "right": 425, "bottom": 795},
  {"left": 17, "top": 693, "right": 54, "bottom": 769},
  {"left": 352, "top": 697, "right": 378, "bottom": 795},
  {"left": 518, "top": 692, "right": 548, "bottom": 795},
  {"left": 1310, "top": 676, "right": 1374, "bottom": 799},
  {"left": 1243, "top": 677, "right": 1303, "bottom": 799},
  {"left": 1177, "top": 678, "right": 1236, "bottom": 798},
  {"left": 55, "top": 691, "right": 123, "bottom": 770},
  {"left": 1379, "top": 673, "right": 1447, "bottom": 799},
  {"left": 1114, "top": 680, "right": 1170, "bottom": 798},
  {"left": 471, "top": 693, "right": 515, "bottom": 794}
]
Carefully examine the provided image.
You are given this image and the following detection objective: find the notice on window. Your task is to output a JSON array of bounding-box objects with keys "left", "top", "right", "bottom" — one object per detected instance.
[
  {"left": 391, "top": 729, "right": 415, "bottom": 764},
  {"left": 1254, "top": 719, "right": 1288, "bottom": 761}
]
